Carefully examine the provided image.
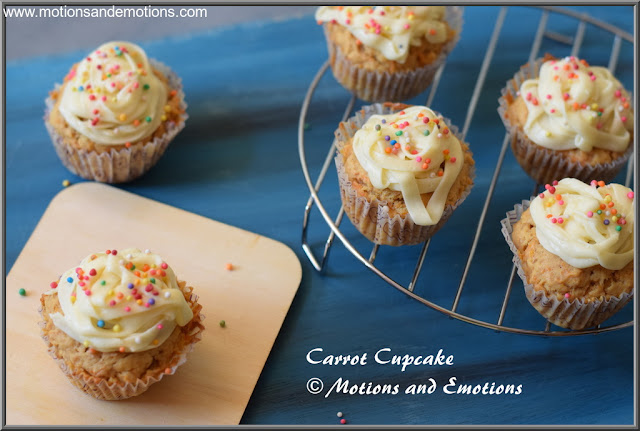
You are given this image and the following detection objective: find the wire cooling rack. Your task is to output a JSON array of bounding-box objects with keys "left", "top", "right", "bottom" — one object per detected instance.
[{"left": 298, "top": 6, "right": 635, "bottom": 336}]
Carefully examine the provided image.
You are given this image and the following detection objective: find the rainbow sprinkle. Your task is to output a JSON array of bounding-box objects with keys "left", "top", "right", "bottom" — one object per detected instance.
[
  {"left": 51, "top": 249, "right": 176, "bottom": 350},
  {"left": 540, "top": 180, "right": 632, "bottom": 231}
]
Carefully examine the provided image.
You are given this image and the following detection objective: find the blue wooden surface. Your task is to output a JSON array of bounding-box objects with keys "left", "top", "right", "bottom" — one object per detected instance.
[{"left": 5, "top": 6, "right": 635, "bottom": 426}]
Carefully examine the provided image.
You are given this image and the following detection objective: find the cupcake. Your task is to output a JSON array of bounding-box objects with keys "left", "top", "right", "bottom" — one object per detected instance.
[
  {"left": 501, "top": 178, "right": 634, "bottom": 330},
  {"left": 45, "top": 41, "right": 187, "bottom": 183},
  {"left": 40, "top": 248, "right": 204, "bottom": 400},
  {"left": 498, "top": 54, "right": 634, "bottom": 185},
  {"left": 335, "top": 102, "right": 474, "bottom": 246},
  {"left": 315, "top": 6, "right": 461, "bottom": 102}
]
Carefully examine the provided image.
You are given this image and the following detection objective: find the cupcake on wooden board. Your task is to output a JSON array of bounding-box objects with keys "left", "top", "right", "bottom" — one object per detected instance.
[
  {"left": 335, "top": 102, "right": 474, "bottom": 246},
  {"left": 498, "top": 54, "right": 633, "bottom": 185},
  {"left": 45, "top": 41, "right": 187, "bottom": 183},
  {"left": 40, "top": 248, "right": 204, "bottom": 400},
  {"left": 315, "top": 6, "right": 462, "bottom": 102},
  {"left": 501, "top": 178, "right": 634, "bottom": 330}
]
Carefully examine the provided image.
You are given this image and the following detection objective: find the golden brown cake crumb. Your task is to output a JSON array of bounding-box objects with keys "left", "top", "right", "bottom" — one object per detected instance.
[
  {"left": 504, "top": 92, "right": 627, "bottom": 166},
  {"left": 48, "top": 66, "right": 184, "bottom": 154},
  {"left": 40, "top": 280, "right": 203, "bottom": 387},
  {"left": 324, "top": 22, "right": 456, "bottom": 74},
  {"left": 512, "top": 208, "right": 633, "bottom": 301},
  {"left": 340, "top": 137, "right": 474, "bottom": 220},
  {"left": 333, "top": 102, "right": 475, "bottom": 246}
]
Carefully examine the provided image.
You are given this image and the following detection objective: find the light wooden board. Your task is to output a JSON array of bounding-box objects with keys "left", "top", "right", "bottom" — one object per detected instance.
[{"left": 5, "top": 182, "right": 302, "bottom": 426}]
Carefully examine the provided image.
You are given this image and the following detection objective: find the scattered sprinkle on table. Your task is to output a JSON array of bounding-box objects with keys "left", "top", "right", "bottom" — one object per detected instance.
[
  {"left": 219, "top": 320, "right": 226, "bottom": 328},
  {"left": 337, "top": 412, "right": 343, "bottom": 418},
  {"left": 340, "top": 418, "right": 347, "bottom": 424},
  {"left": 225, "top": 263, "right": 234, "bottom": 271},
  {"left": 18, "top": 288, "right": 26, "bottom": 296},
  {"left": 62, "top": 179, "right": 71, "bottom": 187},
  {"left": 304, "top": 122, "right": 311, "bottom": 130}
]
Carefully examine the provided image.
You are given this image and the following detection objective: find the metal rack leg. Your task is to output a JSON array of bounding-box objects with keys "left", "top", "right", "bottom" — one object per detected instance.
[
  {"left": 407, "top": 239, "right": 432, "bottom": 293},
  {"left": 368, "top": 244, "right": 380, "bottom": 263},
  {"left": 497, "top": 265, "right": 518, "bottom": 327},
  {"left": 301, "top": 93, "right": 356, "bottom": 271},
  {"left": 313, "top": 206, "right": 346, "bottom": 270}
]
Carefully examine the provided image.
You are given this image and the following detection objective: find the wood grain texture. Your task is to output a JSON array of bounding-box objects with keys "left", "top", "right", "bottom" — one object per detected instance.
[{"left": 5, "top": 183, "right": 302, "bottom": 425}]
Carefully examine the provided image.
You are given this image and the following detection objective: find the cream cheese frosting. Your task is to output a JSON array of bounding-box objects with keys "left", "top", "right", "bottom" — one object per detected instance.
[
  {"left": 46, "top": 248, "right": 193, "bottom": 353},
  {"left": 315, "top": 6, "right": 449, "bottom": 63},
  {"left": 530, "top": 178, "right": 634, "bottom": 270},
  {"left": 352, "top": 106, "right": 464, "bottom": 225},
  {"left": 58, "top": 41, "right": 168, "bottom": 145},
  {"left": 519, "top": 56, "right": 633, "bottom": 152}
]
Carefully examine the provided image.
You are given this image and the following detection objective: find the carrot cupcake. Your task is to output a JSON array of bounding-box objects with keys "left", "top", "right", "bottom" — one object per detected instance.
[
  {"left": 40, "top": 248, "right": 204, "bottom": 400},
  {"left": 498, "top": 55, "right": 633, "bottom": 185},
  {"left": 315, "top": 6, "right": 461, "bottom": 102},
  {"left": 501, "top": 178, "right": 634, "bottom": 330},
  {"left": 335, "top": 102, "right": 474, "bottom": 246},
  {"left": 45, "top": 41, "right": 187, "bottom": 183}
]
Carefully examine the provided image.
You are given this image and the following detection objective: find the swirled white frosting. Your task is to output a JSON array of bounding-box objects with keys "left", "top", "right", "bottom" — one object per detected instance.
[
  {"left": 46, "top": 248, "right": 193, "bottom": 352},
  {"left": 519, "top": 56, "right": 633, "bottom": 152},
  {"left": 530, "top": 178, "right": 634, "bottom": 270},
  {"left": 315, "top": 6, "right": 449, "bottom": 63},
  {"left": 58, "top": 41, "right": 168, "bottom": 145},
  {"left": 352, "top": 106, "right": 464, "bottom": 225}
]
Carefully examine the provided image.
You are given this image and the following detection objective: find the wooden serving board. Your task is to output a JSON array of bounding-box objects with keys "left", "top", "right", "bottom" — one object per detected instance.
[{"left": 5, "top": 182, "right": 302, "bottom": 426}]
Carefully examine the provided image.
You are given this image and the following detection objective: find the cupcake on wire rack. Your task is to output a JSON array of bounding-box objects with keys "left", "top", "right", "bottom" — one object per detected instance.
[
  {"left": 45, "top": 41, "right": 187, "bottom": 183},
  {"left": 39, "top": 248, "right": 204, "bottom": 400},
  {"left": 498, "top": 54, "right": 634, "bottom": 185},
  {"left": 335, "top": 102, "right": 475, "bottom": 246},
  {"left": 315, "top": 6, "right": 462, "bottom": 102},
  {"left": 501, "top": 178, "right": 634, "bottom": 330}
]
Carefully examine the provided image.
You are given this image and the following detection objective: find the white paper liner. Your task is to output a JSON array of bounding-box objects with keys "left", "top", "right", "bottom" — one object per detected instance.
[
  {"left": 324, "top": 6, "right": 463, "bottom": 102},
  {"left": 44, "top": 59, "right": 188, "bottom": 184},
  {"left": 498, "top": 57, "right": 632, "bottom": 185},
  {"left": 334, "top": 103, "right": 475, "bottom": 246},
  {"left": 39, "top": 280, "right": 204, "bottom": 401},
  {"left": 500, "top": 200, "right": 633, "bottom": 330}
]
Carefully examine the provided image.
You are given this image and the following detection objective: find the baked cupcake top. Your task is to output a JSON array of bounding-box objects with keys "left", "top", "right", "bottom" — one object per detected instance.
[
  {"left": 45, "top": 248, "right": 193, "bottom": 353},
  {"left": 352, "top": 105, "right": 463, "bottom": 225},
  {"left": 315, "top": 6, "right": 449, "bottom": 63},
  {"left": 58, "top": 41, "right": 168, "bottom": 145},
  {"left": 530, "top": 178, "right": 634, "bottom": 270},
  {"left": 519, "top": 56, "right": 633, "bottom": 152}
]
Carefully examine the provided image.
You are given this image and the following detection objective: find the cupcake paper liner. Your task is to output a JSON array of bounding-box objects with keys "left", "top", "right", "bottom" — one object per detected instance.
[
  {"left": 498, "top": 57, "right": 632, "bottom": 185},
  {"left": 500, "top": 200, "right": 633, "bottom": 330},
  {"left": 39, "top": 280, "right": 204, "bottom": 401},
  {"left": 334, "top": 103, "right": 475, "bottom": 246},
  {"left": 324, "top": 6, "right": 463, "bottom": 102},
  {"left": 44, "top": 59, "right": 188, "bottom": 184}
]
